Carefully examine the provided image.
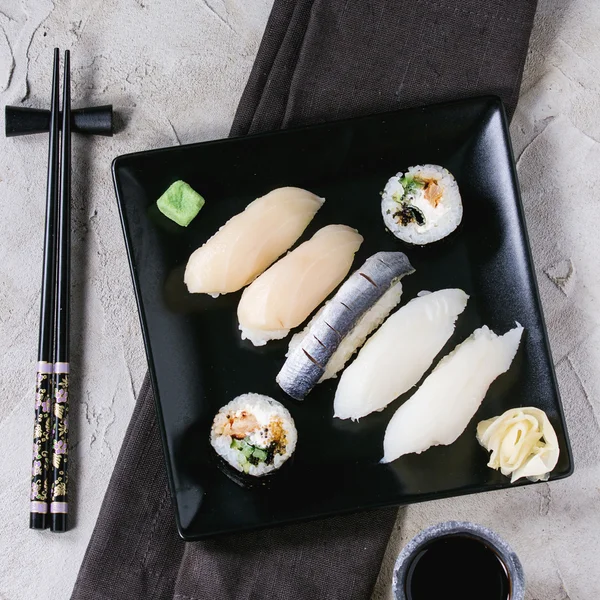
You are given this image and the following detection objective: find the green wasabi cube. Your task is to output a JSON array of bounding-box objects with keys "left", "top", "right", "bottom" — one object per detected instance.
[{"left": 156, "top": 180, "right": 205, "bottom": 227}]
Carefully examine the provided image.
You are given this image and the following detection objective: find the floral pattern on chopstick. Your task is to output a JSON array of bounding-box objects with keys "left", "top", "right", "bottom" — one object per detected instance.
[
  {"left": 50, "top": 374, "right": 69, "bottom": 504},
  {"left": 31, "top": 370, "right": 52, "bottom": 503}
]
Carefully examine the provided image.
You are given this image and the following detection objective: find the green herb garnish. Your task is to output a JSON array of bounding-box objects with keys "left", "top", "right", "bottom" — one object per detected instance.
[
  {"left": 400, "top": 174, "right": 425, "bottom": 197},
  {"left": 389, "top": 174, "right": 425, "bottom": 206}
]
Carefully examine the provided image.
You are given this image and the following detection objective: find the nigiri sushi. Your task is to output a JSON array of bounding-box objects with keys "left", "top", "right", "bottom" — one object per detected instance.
[
  {"left": 238, "top": 225, "right": 363, "bottom": 346},
  {"left": 381, "top": 164, "right": 462, "bottom": 245},
  {"left": 382, "top": 324, "right": 524, "bottom": 463},
  {"left": 277, "top": 252, "right": 415, "bottom": 400},
  {"left": 334, "top": 289, "right": 469, "bottom": 420},
  {"left": 184, "top": 187, "right": 324, "bottom": 297}
]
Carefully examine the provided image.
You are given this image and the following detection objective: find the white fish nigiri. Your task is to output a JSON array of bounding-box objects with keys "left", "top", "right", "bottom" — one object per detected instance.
[
  {"left": 382, "top": 324, "right": 524, "bottom": 463},
  {"left": 238, "top": 225, "right": 363, "bottom": 346},
  {"left": 334, "top": 289, "right": 469, "bottom": 420},
  {"left": 184, "top": 187, "right": 324, "bottom": 296}
]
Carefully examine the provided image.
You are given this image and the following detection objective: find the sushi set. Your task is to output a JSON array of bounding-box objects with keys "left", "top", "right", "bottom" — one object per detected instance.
[{"left": 113, "top": 96, "right": 572, "bottom": 540}]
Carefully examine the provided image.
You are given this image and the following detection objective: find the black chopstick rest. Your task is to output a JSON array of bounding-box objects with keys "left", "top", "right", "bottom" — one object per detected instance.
[{"left": 5, "top": 104, "right": 113, "bottom": 137}]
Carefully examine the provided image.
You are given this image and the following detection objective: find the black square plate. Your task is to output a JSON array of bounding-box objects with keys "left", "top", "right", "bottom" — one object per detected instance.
[{"left": 113, "top": 96, "right": 573, "bottom": 540}]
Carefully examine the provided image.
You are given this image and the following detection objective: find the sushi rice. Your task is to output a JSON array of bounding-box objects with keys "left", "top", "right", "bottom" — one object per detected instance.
[
  {"left": 381, "top": 164, "right": 462, "bottom": 245},
  {"left": 287, "top": 279, "right": 404, "bottom": 383},
  {"left": 321, "top": 281, "right": 403, "bottom": 380},
  {"left": 210, "top": 393, "right": 297, "bottom": 476}
]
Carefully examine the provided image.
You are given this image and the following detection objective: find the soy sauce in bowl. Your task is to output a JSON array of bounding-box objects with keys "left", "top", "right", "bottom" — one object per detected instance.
[{"left": 405, "top": 534, "right": 511, "bottom": 600}]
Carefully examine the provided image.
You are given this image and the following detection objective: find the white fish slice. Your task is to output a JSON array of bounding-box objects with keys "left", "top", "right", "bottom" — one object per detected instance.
[
  {"left": 382, "top": 324, "right": 524, "bottom": 464},
  {"left": 184, "top": 187, "right": 324, "bottom": 296},
  {"left": 333, "top": 289, "right": 469, "bottom": 420},
  {"left": 237, "top": 224, "right": 363, "bottom": 346}
]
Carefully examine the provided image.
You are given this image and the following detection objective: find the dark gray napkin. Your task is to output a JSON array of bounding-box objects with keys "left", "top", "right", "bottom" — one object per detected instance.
[
  {"left": 72, "top": 1, "right": 537, "bottom": 598},
  {"left": 231, "top": 0, "right": 537, "bottom": 135}
]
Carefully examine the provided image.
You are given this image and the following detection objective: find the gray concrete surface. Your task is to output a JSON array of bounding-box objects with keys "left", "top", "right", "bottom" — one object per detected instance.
[{"left": 0, "top": 1, "right": 598, "bottom": 599}]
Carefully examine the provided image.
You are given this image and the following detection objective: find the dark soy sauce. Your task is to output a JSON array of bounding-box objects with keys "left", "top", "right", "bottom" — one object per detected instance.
[{"left": 405, "top": 534, "right": 511, "bottom": 600}]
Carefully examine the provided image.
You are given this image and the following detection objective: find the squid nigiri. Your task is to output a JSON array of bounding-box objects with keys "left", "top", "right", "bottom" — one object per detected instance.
[
  {"left": 334, "top": 289, "right": 469, "bottom": 420},
  {"left": 382, "top": 324, "right": 523, "bottom": 463},
  {"left": 184, "top": 187, "right": 324, "bottom": 297},
  {"left": 237, "top": 224, "right": 363, "bottom": 346}
]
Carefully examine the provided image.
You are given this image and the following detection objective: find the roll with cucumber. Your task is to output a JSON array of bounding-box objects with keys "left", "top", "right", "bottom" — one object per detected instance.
[{"left": 210, "top": 394, "right": 297, "bottom": 476}]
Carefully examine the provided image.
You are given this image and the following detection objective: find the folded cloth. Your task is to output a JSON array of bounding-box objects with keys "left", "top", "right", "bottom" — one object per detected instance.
[
  {"left": 72, "top": 1, "right": 538, "bottom": 599},
  {"left": 231, "top": 0, "right": 537, "bottom": 135}
]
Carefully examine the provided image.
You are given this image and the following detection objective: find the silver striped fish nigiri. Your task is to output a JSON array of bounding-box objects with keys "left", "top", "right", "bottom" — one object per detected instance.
[{"left": 276, "top": 251, "right": 415, "bottom": 400}]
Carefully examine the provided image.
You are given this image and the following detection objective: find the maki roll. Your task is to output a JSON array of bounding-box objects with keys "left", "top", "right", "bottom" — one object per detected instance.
[
  {"left": 381, "top": 164, "right": 462, "bottom": 245},
  {"left": 210, "top": 394, "right": 297, "bottom": 476}
]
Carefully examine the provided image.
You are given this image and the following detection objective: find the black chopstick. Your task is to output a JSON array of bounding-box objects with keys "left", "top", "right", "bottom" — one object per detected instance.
[
  {"left": 30, "top": 48, "right": 61, "bottom": 530},
  {"left": 50, "top": 49, "right": 71, "bottom": 533}
]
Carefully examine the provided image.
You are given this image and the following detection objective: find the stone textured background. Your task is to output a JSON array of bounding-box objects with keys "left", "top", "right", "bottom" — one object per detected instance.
[{"left": 0, "top": 1, "right": 598, "bottom": 599}]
